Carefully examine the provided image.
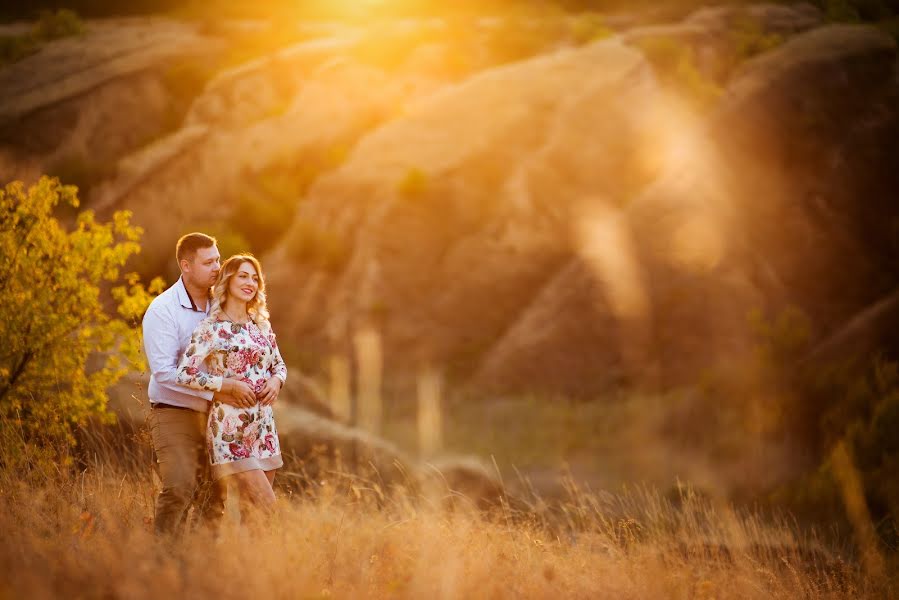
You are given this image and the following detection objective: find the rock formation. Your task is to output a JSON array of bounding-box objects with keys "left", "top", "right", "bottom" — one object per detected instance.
[{"left": 0, "top": 19, "right": 224, "bottom": 184}]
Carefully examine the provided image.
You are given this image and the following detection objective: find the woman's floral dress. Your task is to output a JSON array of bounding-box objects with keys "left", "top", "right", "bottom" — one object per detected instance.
[{"left": 176, "top": 316, "right": 287, "bottom": 479}]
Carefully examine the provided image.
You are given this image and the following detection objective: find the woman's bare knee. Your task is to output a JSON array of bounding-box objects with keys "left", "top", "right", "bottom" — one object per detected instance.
[{"left": 233, "top": 470, "right": 276, "bottom": 508}]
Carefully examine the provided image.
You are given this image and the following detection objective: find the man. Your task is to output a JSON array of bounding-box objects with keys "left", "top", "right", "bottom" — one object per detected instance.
[{"left": 142, "top": 232, "right": 255, "bottom": 536}]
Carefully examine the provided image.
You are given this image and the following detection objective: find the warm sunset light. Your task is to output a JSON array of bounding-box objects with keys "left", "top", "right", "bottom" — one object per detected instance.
[
  {"left": 575, "top": 202, "right": 650, "bottom": 321},
  {"left": 1, "top": 0, "right": 897, "bottom": 598}
]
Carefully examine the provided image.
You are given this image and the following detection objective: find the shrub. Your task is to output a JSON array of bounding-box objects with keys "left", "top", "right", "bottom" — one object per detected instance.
[
  {"left": 822, "top": 0, "right": 864, "bottom": 22},
  {"left": 569, "top": 12, "right": 612, "bottom": 45},
  {"left": 749, "top": 305, "right": 813, "bottom": 369},
  {"left": 0, "top": 34, "right": 40, "bottom": 65},
  {"left": 743, "top": 306, "right": 899, "bottom": 548},
  {"left": 161, "top": 60, "right": 218, "bottom": 126},
  {"left": 633, "top": 35, "right": 723, "bottom": 111},
  {"left": 45, "top": 153, "right": 116, "bottom": 199},
  {"left": 195, "top": 222, "right": 253, "bottom": 259},
  {"left": 729, "top": 15, "right": 784, "bottom": 64},
  {"left": 397, "top": 167, "right": 429, "bottom": 199},
  {"left": 0, "top": 9, "right": 84, "bottom": 66},
  {"left": 228, "top": 146, "right": 348, "bottom": 255},
  {"left": 34, "top": 9, "right": 84, "bottom": 41},
  {"left": 811, "top": 359, "right": 899, "bottom": 537},
  {"left": 877, "top": 16, "right": 899, "bottom": 42},
  {"left": 0, "top": 177, "right": 155, "bottom": 468},
  {"left": 480, "top": 17, "right": 570, "bottom": 65},
  {"left": 285, "top": 217, "right": 350, "bottom": 273}
]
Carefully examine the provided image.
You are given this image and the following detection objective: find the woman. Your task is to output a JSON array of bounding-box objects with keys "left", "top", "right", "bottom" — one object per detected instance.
[{"left": 176, "top": 254, "right": 286, "bottom": 514}]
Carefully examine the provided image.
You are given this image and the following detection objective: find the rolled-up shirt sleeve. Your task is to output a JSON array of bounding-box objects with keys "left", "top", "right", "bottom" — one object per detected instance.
[{"left": 142, "top": 305, "right": 214, "bottom": 401}]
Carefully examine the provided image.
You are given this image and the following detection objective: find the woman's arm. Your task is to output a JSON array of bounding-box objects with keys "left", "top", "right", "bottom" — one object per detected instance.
[
  {"left": 270, "top": 331, "right": 287, "bottom": 384},
  {"left": 176, "top": 319, "right": 224, "bottom": 392},
  {"left": 258, "top": 329, "right": 287, "bottom": 406},
  {"left": 176, "top": 320, "right": 256, "bottom": 406}
]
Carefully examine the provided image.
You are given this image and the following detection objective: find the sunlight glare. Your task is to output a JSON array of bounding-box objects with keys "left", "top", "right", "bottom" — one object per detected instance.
[{"left": 575, "top": 203, "right": 649, "bottom": 322}]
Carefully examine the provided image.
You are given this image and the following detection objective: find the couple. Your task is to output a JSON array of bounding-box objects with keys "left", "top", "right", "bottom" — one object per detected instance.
[{"left": 142, "top": 232, "right": 286, "bottom": 536}]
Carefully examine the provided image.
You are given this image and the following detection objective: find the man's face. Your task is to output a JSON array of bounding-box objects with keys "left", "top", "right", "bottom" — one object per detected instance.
[{"left": 181, "top": 245, "right": 221, "bottom": 289}]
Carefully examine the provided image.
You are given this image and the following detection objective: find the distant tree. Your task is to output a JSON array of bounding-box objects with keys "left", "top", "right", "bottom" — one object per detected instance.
[{"left": 0, "top": 177, "right": 160, "bottom": 467}]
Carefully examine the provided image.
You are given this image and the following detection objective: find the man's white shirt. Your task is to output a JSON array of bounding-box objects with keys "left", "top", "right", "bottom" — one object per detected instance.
[{"left": 142, "top": 277, "right": 214, "bottom": 412}]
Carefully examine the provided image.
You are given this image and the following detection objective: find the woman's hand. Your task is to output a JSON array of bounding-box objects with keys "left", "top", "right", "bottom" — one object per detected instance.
[
  {"left": 221, "top": 378, "right": 256, "bottom": 408},
  {"left": 257, "top": 377, "right": 283, "bottom": 407}
]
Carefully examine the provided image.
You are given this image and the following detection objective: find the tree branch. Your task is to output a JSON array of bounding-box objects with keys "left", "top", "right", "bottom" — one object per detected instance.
[{"left": 0, "top": 350, "right": 33, "bottom": 404}]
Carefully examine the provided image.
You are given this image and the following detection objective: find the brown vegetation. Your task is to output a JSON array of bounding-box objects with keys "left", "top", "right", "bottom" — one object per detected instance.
[{"left": 1, "top": 442, "right": 891, "bottom": 599}]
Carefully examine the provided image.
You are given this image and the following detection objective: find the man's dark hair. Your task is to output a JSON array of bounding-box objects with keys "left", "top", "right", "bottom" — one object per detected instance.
[{"left": 176, "top": 232, "right": 217, "bottom": 263}]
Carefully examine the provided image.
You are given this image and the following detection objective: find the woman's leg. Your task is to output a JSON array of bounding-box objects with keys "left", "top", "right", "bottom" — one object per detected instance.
[
  {"left": 265, "top": 469, "right": 276, "bottom": 488},
  {"left": 230, "top": 469, "right": 276, "bottom": 517}
]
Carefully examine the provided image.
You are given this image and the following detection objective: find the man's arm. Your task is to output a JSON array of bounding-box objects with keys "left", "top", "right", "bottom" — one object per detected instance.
[{"left": 142, "top": 305, "right": 214, "bottom": 402}]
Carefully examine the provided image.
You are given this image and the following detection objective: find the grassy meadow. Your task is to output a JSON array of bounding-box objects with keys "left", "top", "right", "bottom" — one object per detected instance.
[
  {"left": 0, "top": 440, "right": 888, "bottom": 600},
  {"left": 2, "top": 383, "right": 895, "bottom": 600}
]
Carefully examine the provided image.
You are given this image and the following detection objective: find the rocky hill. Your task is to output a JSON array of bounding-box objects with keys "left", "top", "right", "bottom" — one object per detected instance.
[{"left": 2, "top": 3, "right": 897, "bottom": 403}]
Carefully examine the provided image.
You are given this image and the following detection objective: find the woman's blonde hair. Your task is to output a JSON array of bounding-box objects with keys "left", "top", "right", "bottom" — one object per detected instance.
[{"left": 210, "top": 254, "right": 270, "bottom": 332}]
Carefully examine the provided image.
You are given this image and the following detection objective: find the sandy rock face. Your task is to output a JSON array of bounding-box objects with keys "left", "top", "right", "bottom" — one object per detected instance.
[
  {"left": 185, "top": 35, "right": 361, "bottom": 127},
  {"left": 7, "top": 13, "right": 896, "bottom": 402},
  {"left": 617, "top": 24, "right": 899, "bottom": 386},
  {"left": 623, "top": 2, "right": 823, "bottom": 86},
  {"left": 0, "top": 19, "right": 224, "bottom": 182},
  {"left": 264, "top": 22, "right": 899, "bottom": 397},
  {"left": 474, "top": 257, "right": 628, "bottom": 397},
  {"left": 684, "top": 2, "right": 821, "bottom": 34},
  {"left": 93, "top": 56, "right": 432, "bottom": 278},
  {"left": 710, "top": 25, "right": 899, "bottom": 329},
  {"left": 477, "top": 24, "right": 898, "bottom": 395},
  {"left": 265, "top": 39, "right": 667, "bottom": 385}
]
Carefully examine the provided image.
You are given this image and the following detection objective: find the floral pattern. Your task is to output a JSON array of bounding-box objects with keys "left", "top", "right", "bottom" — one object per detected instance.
[{"left": 176, "top": 317, "right": 287, "bottom": 471}]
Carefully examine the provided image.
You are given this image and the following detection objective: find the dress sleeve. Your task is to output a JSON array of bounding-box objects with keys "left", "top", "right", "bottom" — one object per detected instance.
[
  {"left": 269, "top": 330, "right": 287, "bottom": 384},
  {"left": 176, "top": 319, "right": 224, "bottom": 392}
]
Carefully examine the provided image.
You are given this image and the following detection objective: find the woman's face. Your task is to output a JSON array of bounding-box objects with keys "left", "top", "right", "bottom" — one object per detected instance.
[{"left": 228, "top": 261, "right": 260, "bottom": 304}]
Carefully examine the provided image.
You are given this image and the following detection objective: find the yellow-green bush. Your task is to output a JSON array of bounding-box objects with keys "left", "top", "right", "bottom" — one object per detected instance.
[{"left": 0, "top": 177, "right": 155, "bottom": 467}]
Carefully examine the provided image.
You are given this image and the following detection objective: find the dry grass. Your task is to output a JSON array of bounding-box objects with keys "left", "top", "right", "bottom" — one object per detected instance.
[{"left": 0, "top": 445, "right": 888, "bottom": 600}]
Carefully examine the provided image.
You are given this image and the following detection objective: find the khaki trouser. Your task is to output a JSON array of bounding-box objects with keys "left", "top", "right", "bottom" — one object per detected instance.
[{"left": 148, "top": 406, "right": 223, "bottom": 537}]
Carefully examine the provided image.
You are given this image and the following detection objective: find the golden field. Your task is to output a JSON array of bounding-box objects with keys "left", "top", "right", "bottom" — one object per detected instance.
[{"left": 0, "top": 444, "right": 889, "bottom": 600}]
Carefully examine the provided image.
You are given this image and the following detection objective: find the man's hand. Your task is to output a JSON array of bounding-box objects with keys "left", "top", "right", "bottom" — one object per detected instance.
[
  {"left": 257, "top": 377, "right": 283, "bottom": 407},
  {"left": 213, "top": 390, "right": 252, "bottom": 409},
  {"left": 220, "top": 379, "right": 256, "bottom": 408}
]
